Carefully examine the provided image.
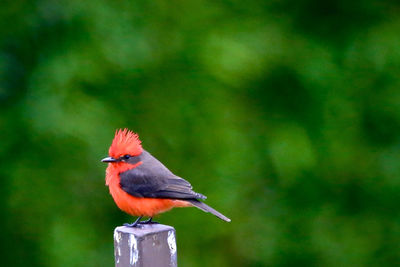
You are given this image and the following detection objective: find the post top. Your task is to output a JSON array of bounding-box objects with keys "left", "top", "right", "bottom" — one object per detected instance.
[{"left": 115, "top": 224, "right": 175, "bottom": 238}]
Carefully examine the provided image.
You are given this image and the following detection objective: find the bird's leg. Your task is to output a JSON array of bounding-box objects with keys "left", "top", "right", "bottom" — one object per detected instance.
[
  {"left": 140, "top": 217, "right": 159, "bottom": 225},
  {"left": 123, "top": 216, "right": 143, "bottom": 227}
]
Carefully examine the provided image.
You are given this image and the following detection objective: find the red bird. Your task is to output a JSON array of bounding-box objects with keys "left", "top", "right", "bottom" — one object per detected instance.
[{"left": 102, "top": 129, "right": 231, "bottom": 227}]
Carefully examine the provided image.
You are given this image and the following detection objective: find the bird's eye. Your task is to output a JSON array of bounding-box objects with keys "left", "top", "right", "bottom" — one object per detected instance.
[{"left": 122, "top": 155, "right": 131, "bottom": 160}]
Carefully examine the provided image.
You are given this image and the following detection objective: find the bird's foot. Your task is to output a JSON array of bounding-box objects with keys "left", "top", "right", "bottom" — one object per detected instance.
[
  {"left": 123, "top": 216, "right": 143, "bottom": 227},
  {"left": 123, "top": 216, "right": 159, "bottom": 227},
  {"left": 140, "top": 217, "right": 159, "bottom": 225},
  {"left": 123, "top": 222, "right": 144, "bottom": 227},
  {"left": 145, "top": 221, "right": 159, "bottom": 224}
]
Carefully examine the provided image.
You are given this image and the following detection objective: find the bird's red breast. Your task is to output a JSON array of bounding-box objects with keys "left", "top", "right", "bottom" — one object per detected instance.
[{"left": 106, "top": 161, "right": 190, "bottom": 217}]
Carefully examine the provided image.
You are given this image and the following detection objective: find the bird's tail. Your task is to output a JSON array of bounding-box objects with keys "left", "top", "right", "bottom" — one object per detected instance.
[{"left": 186, "top": 199, "right": 231, "bottom": 222}]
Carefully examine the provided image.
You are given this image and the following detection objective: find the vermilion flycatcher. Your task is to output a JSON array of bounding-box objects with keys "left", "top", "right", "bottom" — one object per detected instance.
[{"left": 102, "top": 129, "right": 231, "bottom": 226}]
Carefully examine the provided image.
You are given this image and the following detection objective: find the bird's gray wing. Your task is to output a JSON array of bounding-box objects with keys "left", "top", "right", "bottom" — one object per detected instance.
[{"left": 119, "top": 150, "right": 206, "bottom": 200}]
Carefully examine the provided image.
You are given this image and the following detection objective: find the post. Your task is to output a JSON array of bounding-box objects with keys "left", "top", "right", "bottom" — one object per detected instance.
[{"left": 113, "top": 224, "right": 177, "bottom": 267}]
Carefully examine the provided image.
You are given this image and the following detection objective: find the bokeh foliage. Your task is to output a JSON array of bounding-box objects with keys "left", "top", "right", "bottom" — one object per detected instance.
[{"left": 1, "top": 0, "right": 400, "bottom": 266}]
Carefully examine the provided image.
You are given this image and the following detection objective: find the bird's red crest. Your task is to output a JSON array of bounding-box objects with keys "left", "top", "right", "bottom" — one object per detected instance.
[{"left": 109, "top": 129, "right": 143, "bottom": 158}]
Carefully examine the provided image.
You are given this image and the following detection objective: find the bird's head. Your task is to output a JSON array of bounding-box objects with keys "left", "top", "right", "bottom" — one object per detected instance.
[{"left": 101, "top": 128, "right": 143, "bottom": 164}]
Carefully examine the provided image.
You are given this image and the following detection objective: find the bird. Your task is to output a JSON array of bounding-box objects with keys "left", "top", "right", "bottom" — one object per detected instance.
[{"left": 102, "top": 128, "right": 231, "bottom": 227}]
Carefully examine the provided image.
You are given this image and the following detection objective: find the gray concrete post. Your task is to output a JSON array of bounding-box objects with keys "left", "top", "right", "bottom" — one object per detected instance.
[{"left": 114, "top": 224, "right": 177, "bottom": 267}]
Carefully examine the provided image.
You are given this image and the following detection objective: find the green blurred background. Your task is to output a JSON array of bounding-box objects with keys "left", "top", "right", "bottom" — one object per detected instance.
[{"left": 1, "top": 0, "right": 400, "bottom": 266}]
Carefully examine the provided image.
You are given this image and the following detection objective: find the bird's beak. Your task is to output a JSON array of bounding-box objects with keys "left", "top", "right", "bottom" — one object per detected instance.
[{"left": 101, "top": 156, "right": 118, "bottom": 163}]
